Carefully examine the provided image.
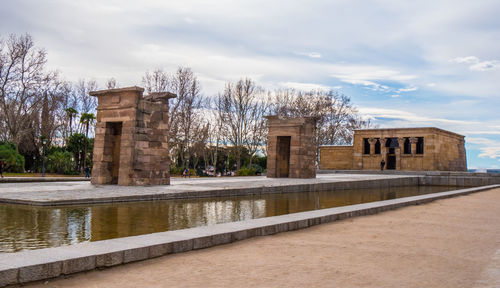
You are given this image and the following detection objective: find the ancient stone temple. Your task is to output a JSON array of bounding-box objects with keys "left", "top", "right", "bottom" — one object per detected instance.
[
  {"left": 266, "top": 116, "right": 316, "bottom": 178},
  {"left": 320, "top": 127, "right": 467, "bottom": 171},
  {"left": 90, "top": 86, "right": 176, "bottom": 185}
]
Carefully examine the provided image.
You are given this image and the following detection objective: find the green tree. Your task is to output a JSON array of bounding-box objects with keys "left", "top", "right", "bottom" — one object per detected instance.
[
  {"left": 80, "top": 113, "right": 96, "bottom": 170},
  {"left": 66, "top": 133, "right": 87, "bottom": 172},
  {"left": 65, "top": 107, "right": 78, "bottom": 136},
  {"left": 47, "top": 151, "right": 73, "bottom": 174},
  {"left": 0, "top": 142, "right": 25, "bottom": 173}
]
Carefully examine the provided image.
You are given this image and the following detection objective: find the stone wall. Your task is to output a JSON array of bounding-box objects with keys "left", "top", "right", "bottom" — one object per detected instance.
[
  {"left": 319, "top": 146, "right": 353, "bottom": 170},
  {"left": 90, "top": 87, "right": 175, "bottom": 185},
  {"left": 266, "top": 116, "right": 316, "bottom": 178}
]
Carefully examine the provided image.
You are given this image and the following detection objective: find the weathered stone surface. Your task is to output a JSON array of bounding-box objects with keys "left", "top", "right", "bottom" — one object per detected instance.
[
  {"left": 320, "top": 127, "right": 467, "bottom": 172},
  {"left": 90, "top": 86, "right": 176, "bottom": 186},
  {"left": 19, "top": 262, "right": 62, "bottom": 283},
  {"left": 0, "top": 267, "right": 18, "bottom": 287},
  {"left": 62, "top": 256, "right": 96, "bottom": 275},
  {"left": 96, "top": 252, "right": 123, "bottom": 267}
]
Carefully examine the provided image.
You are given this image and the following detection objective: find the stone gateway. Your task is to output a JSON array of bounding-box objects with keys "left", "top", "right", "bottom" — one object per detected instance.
[
  {"left": 90, "top": 86, "right": 176, "bottom": 185},
  {"left": 320, "top": 127, "right": 467, "bottom": 172},
  {"left": 266, "top": 116, "right": 316, "bottom": 178}
]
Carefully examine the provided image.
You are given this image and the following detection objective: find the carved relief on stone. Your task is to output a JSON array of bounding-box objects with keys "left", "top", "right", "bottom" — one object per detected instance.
[{"left": 397, "top": 137, "right": 405, "bottom": 147}]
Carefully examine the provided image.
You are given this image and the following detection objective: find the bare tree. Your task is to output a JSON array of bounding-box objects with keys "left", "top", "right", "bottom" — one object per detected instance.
[
  {"left": 175, "top": 68, "right": 204, "bottom": 167},
  {"left": 218, "top": 78, "right": 264, "bottom": 170},
  {"left": 0, "top": 34, "right": 48, "bottom": 146},
  {"left": 106, "top": 77, "right": 117, "bottom": 89},
  {"left": 190, "top": 122, "right": 209, "bottom": 171},
  {"left": 75, "top": 79, "right": 98, "bottom": 114},
  {"left": 142, "top": 68, "right": 171, "bottom": 94},
  {"left": 244, "top": 91, "right": 269, "bottom": 167},
  {"left": 206, "top": 93, "right": 227, "bottom": 175}
]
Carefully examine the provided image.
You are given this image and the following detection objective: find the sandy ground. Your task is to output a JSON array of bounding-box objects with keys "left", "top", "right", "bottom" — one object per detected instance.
[{"left": 30, "top": 188, "right": 500, "bottom": 288}]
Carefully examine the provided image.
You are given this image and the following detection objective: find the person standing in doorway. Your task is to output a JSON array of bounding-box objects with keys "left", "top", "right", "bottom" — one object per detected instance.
[
  {"left": 380, "top": 159, "right": 386, "bottom": 171},
  {"left": 0, "top": 159, "right": 4, "bottom": 178}
]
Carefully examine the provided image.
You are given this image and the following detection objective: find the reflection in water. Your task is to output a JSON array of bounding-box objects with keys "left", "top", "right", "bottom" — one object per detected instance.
[{"left": 0, "top": 185, "right": 457, "bottom": 252}]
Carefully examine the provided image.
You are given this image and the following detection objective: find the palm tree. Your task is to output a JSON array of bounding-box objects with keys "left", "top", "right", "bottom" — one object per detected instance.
[
  {"left": 80, "top": 113, "right": 96, "bottom": 171},
  {"left": 65, "top": 107, "right": 78, "bottom": 136}
]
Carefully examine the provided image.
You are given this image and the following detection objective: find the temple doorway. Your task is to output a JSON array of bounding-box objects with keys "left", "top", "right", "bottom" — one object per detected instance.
[
  {"left": 386, "top": 154, "right": 396, "bottom": 170},
  {"left": 385, "top": 138, "right": 398, "bottom": 170},
  {"left": 107, "top": 122, "right": 122, "bottom": 184},
  {"left": 276, "top": 136, "right": 291, "bottom": 177}
]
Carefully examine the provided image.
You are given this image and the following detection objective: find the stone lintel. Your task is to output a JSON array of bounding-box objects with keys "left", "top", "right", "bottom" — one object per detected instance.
[
  {"left": 144, "top": 92, "right": 177, "bottom": 101},
  {"left": 89, "top": 86, "right": 145, "bottom": 97}
]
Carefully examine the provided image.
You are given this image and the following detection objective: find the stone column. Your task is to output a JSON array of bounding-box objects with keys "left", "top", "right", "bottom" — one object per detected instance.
[
  {"left": 409, "top": 137, "right": 418, "bottom": 155},
  {"left": 379, "top": 138, "right": 387, "bottom": 160},
  {"left": 368, "top": 138, "right": 377, "bottom": 155},
  {"left": 396, "top": 137, "right": 405, "bottom": 170}
]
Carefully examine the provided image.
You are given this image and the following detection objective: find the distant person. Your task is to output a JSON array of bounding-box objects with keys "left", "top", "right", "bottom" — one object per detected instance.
[
  {"left": 380, "top": 159, "right": 386, "bottom": 171},
  {"left": 183, "top": 168, "right": 189, "bottom": 178},
  {"left": 0, "top": 160, "right": 4, "bottom": 178},
  {"left": 84, "top": 166, "right": 91, "bottom": 178}
]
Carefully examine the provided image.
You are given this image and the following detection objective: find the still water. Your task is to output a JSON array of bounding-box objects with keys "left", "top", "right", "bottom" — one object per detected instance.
[{"left": 0, "top": 185, "right": 458, "bottom": 252}]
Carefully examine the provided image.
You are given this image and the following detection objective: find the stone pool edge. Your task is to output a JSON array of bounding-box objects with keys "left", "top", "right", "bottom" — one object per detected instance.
[
  {"left": 4, "top": 172, "right": 500, "bottom": 207},
  {"left": 0, "top": 176, "right": 421, "bottom": 206},
  {"left": 1, "top": 184, "right": 498, "bottom": 287}
]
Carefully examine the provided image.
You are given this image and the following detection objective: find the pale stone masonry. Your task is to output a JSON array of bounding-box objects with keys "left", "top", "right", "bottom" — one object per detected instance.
[
  {"left": 266, "top": 116, "right": 316, "bottom": 178},
  {"left": 320, "top": 127, "right": 467, "bottom": 171},
  {"left": 90, "top": 87, "right": 176, "bottom": 185}
]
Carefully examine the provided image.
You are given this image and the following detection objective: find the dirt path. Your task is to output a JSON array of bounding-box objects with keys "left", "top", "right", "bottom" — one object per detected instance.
[{"left": 32, "top": 188, "right": 500, "bottom": 288}]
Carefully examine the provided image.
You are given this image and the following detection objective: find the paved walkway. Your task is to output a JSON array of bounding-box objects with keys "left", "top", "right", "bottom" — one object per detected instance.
[
  {"left": 0, "top": 174, "right": 411, "bottom": 205},
  {"left": 28, "top": 187, "right": 500, "bottom": 288}
]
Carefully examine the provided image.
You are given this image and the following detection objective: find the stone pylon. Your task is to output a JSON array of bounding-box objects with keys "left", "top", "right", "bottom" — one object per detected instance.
[{"left": 90, "top": 86, "right": 176, "bottom": 185}]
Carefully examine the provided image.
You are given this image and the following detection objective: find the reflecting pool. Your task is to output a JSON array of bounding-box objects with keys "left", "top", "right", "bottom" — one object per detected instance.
[{"left": 0, "top": 185, "right": 459, "bottom": 252}]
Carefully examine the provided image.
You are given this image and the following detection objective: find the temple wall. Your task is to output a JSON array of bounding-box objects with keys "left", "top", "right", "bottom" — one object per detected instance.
[
  {"left": 320, "top": 127, "right": 466, "bottom": 172},
  {"left": 319, "top": 146, "right": 353, "bottom": 170}
]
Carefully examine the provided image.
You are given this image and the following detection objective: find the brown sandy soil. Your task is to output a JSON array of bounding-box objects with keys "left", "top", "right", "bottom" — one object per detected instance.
[{"left": 31, "top": 188, "right": 500, "bottom": 288}]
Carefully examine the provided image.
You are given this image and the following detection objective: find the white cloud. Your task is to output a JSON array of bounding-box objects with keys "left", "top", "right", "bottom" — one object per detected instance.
[
  {"left": 466, "top": 131, "right": 500, "bottom": 135},
  {"left": 330, "top": 67, "right": 416, "bottom": 92},
  {"left": 451, "top": 56, "right": 480, "bottom": 64},
  {"left": 467, "top": 137, "right": 500, "bottom": 161},
  {"left": 295, "top": 52, "right": 322, "bottom": 59},
  {"left": 450, "top": 56, "right": 499, "bottom": 71},
  {"left": 397, "top": 86, "right": 418, "bottom": 93},
  {"left": 469, "top": 61, "right": 499, "bottom": 71},
  {"left": 358, "top": 107, "right": 475, "bottom": 126},
  {"left": 335, "top": 77, "right": 389, "bottom": 91},
  {"left": 280, "top": 81, "right": 334, "bottom": 91}
]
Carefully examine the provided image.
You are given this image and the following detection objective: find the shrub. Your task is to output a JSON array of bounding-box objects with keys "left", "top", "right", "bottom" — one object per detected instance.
[
  {"left": 170, "top": 166, "right": 185, "bottom": 175},
  {"left": 189, "top": 168, "right": 196, "bottom": 176},
  {"left": 236, "top": 167, "right": 257, "bottom": 176},
  {"left": 47, "top": 151, "right": 74, "bottom": 174},
  {"left": 0, "top": 143, "right": 25, "bottom": 172},
  {"left": 251, "top": 164, "right": 263, "bottom": 174}
]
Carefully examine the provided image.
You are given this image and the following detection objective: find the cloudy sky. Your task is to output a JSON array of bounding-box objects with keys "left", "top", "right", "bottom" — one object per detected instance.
[{"left": 1, "top": 0, "right": 499, "bottom": 169}]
